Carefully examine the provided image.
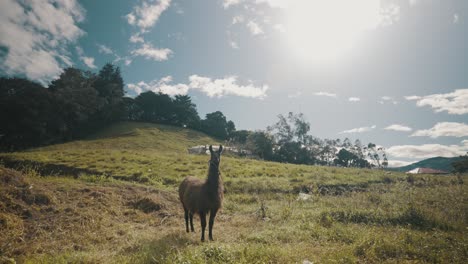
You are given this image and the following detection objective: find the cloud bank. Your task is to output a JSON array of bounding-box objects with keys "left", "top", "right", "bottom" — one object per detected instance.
[
  {"left": 0, "top": 0, "right": 85, "bottom": 84},
  {"left": 405, "top": 89, "right": 468, "bottom": 115},
  {"left": 411, "top": 122, "right": 468, "bottom": 138},
  {"left": 387, "top": 141, "right": 468, "bottom": 159},
  {"left": 128, "top": 75, "right": 268, "bottom": 99},
  {"left": 127, "top": 76, "right": 189, "bottom": 96}
]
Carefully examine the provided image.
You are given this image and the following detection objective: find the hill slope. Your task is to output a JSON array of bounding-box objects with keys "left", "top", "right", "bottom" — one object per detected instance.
[
  {"left": 1, "top": 122, "right": 466, "bottom": 263},
  {"left": 391, "top": 156, "right": 464, "bottom": 172}
]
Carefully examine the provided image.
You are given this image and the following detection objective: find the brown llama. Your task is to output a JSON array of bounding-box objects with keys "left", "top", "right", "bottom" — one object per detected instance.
[{"left": 179, "top": 145, "right": 224, "bottom": 241}]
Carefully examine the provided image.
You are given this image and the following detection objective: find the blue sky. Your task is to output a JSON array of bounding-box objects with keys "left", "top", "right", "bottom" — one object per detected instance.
[{"left": 1, "top": 0, "right": 467, "bottom": 166}]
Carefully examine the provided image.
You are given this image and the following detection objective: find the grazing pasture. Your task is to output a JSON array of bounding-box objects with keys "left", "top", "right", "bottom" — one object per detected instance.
[{"left": 1, "top": 122, "right": 466, "bottom": 263}]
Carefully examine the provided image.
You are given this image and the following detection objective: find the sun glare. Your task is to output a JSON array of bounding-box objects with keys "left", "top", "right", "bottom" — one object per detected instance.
[{"left": 285, "top": 0, "right": 382, "bottom": 62}]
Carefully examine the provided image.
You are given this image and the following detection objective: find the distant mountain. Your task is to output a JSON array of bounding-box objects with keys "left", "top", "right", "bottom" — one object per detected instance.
[{"left": 390, "top": 156, "right": 465, "bottom": 172}]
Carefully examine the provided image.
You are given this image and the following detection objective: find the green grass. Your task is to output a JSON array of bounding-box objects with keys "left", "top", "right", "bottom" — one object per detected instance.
[{"left": 1, "top": 122, "right": 467, "bottom": 263}]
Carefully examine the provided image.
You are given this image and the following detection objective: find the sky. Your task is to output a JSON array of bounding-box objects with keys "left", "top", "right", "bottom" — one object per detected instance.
[{"left": 1, "top": 0, "right": 467, "bottom": 167}]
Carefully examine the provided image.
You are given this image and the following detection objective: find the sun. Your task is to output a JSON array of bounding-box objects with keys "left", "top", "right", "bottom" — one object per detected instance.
[{"left": 285, "top": 0, "right": 382, "bottom": 63}]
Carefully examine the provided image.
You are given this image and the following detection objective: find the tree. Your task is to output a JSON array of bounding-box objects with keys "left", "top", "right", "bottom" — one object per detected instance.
[
  {"left": 135, "top": 91, "right": 174, "bottom": 123},
  {"left": 268, "top": 112, "right": 310, "bottom": 145},
  {"left": 334, "top": 148, "right": 370, "bottom": 168},
  {"left": 173, "top": 95, "right": 200, "bottom": 128},
  {"left": 246, "top": 131, "right": 273, "bottom": 159},
  {"left": 201, "top": 111, "right": 229, "bottom": 139},
  {"left": 273, "top": 141, "right": 313, "bottom": 164},
  {"left": 267, "top": 112, "right": 317, "bottom": 164},
  {"left": 48, "top": 68, "right": 102, "bottom": 137},
  {"left": 0, "top": 78, "right": 64, "bottom": 149},
  {"left": 293, "top": 113, "right": 310, "bottom": 145},
  {"left": 226, "top": 120, "right": 236, "bottom": 138},
  {"left": 93, "top": 63, "right": 125, "bottom": 123},
  {"left": 94, "top": 63, "right": 124, "bottom": 99},
  {"left": 229, "top": 130, "right": 251, "bottom": 145},
  {"left": 268, "top": 113, "right": 293, "bottom": 144},
  {"left": 452, "top": 155, "right": 468, "bottom": 173},
  {"left": 121, "top": 97, "right": 143, "bottom": 121},
  {"left": 365, "top": 143, "right": 388, "bottom": 169}
]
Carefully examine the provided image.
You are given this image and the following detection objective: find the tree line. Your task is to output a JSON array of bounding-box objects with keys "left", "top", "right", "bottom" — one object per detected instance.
[
  {"left": 230, "top": 112, "right": 388, "bottom": 169},
  {"left": 1, "top": 64, "right": 387, "bottom": 168},
  {"left": 0, "top": 64, "right": 235, "bottom": 151}
]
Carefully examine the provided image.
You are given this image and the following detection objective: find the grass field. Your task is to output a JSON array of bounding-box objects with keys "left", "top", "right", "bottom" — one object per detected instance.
[{"left": 1, "top": 122, "right": 467, "bottom": 263}]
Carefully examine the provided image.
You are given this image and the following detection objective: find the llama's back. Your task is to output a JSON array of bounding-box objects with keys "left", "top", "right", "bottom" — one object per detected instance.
[{"left": 179, "top": 176, "right": 204, "bottom": 212}]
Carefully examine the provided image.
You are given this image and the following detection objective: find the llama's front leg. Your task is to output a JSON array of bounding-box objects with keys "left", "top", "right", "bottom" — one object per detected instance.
[
  {"left": 184, "top": 209, "right": 189, "bottom": 233},
  {"left": 209, "top": 209, "right": 218, "bottom": 241},
  {"left": 200, "top": 211, "right": 207, "bottom": 242},
  {"left": 189, "top": 212, "right": 195, "bottom": 232}
]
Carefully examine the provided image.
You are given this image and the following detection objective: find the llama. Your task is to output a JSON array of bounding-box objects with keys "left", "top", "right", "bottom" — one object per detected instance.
[{"left": 179, "top": 145, "right": 224, "bottom": 241}]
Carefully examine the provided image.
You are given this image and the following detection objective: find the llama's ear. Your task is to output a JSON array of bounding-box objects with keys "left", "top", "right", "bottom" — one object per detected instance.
[
  {"left": 209, "top": 145, "right": 213, "bottom": 153},
  {"left": 218, "top": 145, "right": 223, "bottom": 154}
]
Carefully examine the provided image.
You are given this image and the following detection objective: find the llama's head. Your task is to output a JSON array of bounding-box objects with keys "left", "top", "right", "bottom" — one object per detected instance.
[{"left": 209, "top": 145, "right": 223, "bottom": 168}]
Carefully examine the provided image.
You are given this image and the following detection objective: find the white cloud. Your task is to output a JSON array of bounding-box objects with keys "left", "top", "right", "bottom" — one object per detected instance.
[
  {"left": 387, "top": 160, "right": 414, "bottom": 168},
  {"left": 0, "top": 0, "right": 85, "bottom": 84},
  {"left": 255, "top": 0, "right": 288, "bottom": 8},
  {"left": 411, "top": 122, "right": 468, "bottom": 138},
  {"left": 453, "top": 13, "right": 459, "bottom": 24},
  {"left": 127, "top": 76, "right": 189, "bottom": 96},
  {"left": 339, "top": 125, "right": 376, "bottom": 134},
  {"left": 384, "top": 124, "right": 412, "bottom": 132},
  {"left": 379, "top": 96, "right": 398, "bottom": 105},
  {"left": 128, "top": 75, "right": 268, "bottom": 99},
  {"left": 126, "top": 0, "right": 171, "bottom": 32},
  {"left": 380, "top": 3, "right": 400, "bottom": 26},
  {"left": 387, "top": 142, "right": 468, "bottom": 159},
  {"left": 229, "top": 40, "right": 240, "bottom": 49},
  {"left": 82, "top": 57, "right": 97, "bottom": 69},
  {"left": 223, "top": 0, "right": 243, "bottom": 9},
  {"left": 131, "top": 44, "right": 173, "bottom": 61},
  {"left": 348, "top": 97, "right": 360, "bottom": 102},
  {"left": 315, "top": 92, "right": 337, "bottom": 97},
  {"left": 232, "top": 15, "right": 245, "bottom": 25},
  {"left": 130, "top": 34, "right": 145, "bottom": 43},
  {"left": 246, "top": 21, "right": 264, "bottom": 35},
  {"left": 76, "top": 47, "right": 97, "bottom": 69},
  {"left": 189, "top": 75, "right": 268, "bottom": 99},
  {"left": 97, "top": 44, "right": 113, "bottom": 55},
  {"left": 406, "top": 89, "right": 468, "bottom": 115},
  {"left": 404, "top": 95, "right": 421, "bottom": 100}
]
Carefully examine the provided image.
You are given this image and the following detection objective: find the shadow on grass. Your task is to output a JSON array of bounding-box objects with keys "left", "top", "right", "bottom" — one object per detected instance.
[
  {"left": 0, "top": 157, "right": 100, "bottom": 177},
  {"left": 0, "top": 157, "right": 147, "bottom": 182}
]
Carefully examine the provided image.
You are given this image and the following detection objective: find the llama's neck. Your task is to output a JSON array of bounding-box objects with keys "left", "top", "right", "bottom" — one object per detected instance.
[{"left": 206, "top": 163, "right": 221, "bottom": 190}]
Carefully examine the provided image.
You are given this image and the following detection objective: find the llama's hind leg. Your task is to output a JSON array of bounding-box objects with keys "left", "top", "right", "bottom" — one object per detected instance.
[
  {"left": 208, "top": 209, "right": 218, "bottom": 241},
  {"left": 200, "top": 211, "right": 207, "bottom": 242},
  {"left": 184, "top": 209, "right": 189, "bottom": 233},
  {"left": 189, "top": 212, "right": 195, "bottom": 232}
]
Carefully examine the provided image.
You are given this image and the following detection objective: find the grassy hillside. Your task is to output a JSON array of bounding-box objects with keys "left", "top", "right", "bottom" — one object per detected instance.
[
  {"left": 1, "top": 122, "right": 467, "bottom": 263},
  {"left": 391, "top": 156, "right": 465, "bottom": 172}
]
